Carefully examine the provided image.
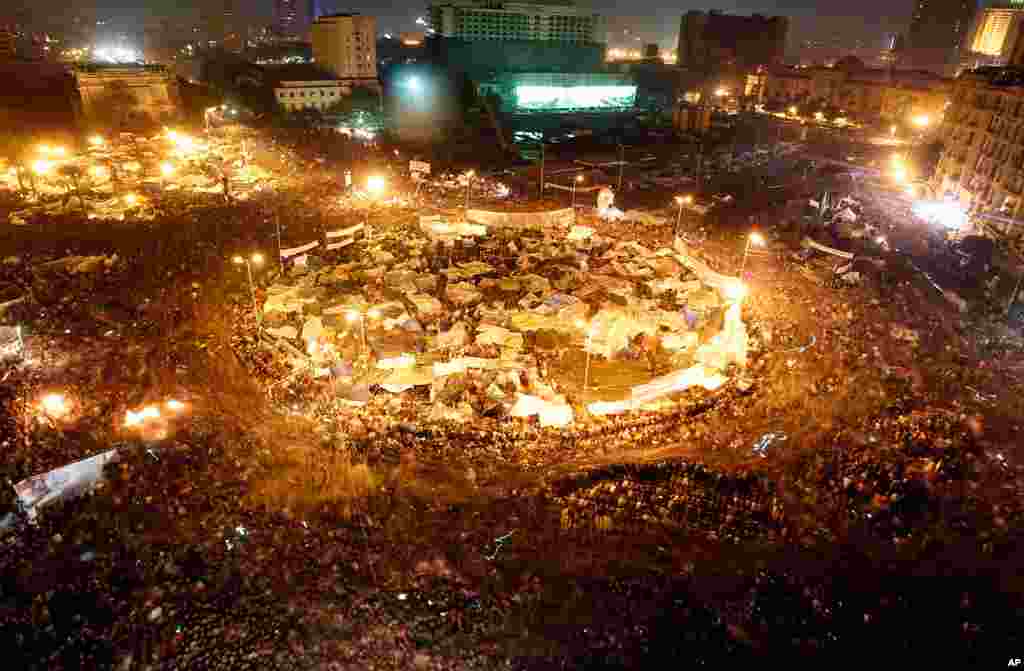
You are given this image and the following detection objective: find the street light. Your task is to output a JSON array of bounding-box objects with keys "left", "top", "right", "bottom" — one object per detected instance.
[
  {"left": 88, "top": 135, "right": 104, "bottom": 147},
  {"left": 674, "top": 195, "right": 693, "bottom": 237},
  {"left": 572, "top": 174, "right": 584, "bottom": 209},
  {"left": 367, "top": 174, "right": 385, "bottom": 197},
  {"left": 233, "top": 253, "right": 264, "bottom": 325},
  {"left": 575, "top": 319, "right": 595, "bottom": 390},
  {"left": 740, "top": 231, "right": 765, "bottom": 276},
  {"left": 32, "top": 160, "right": 52, "bottom": 175},
  {"left": 347, "top": 308, "right": 380, "bottom": 355},
  {"left": 407, "top": 76, "right": 421, "bottom": 92}
]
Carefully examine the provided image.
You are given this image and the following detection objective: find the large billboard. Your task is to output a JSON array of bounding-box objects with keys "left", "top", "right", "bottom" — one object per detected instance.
[{"left": 514, "top": 85, "right": 637, "bottom": 111}]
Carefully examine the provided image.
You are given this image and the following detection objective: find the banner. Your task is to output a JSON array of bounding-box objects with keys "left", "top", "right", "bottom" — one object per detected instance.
[
  {"left": 280, "top": 240, "right": 319, "bottom": 259},
  {"left": 327, "top": 222, "right": 365, "bottom": 239},
  {"left": 14, "top": 449, "right": 120, "bottom": 520}
]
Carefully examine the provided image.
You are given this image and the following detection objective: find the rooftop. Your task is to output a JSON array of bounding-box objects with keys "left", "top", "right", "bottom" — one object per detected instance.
[{"left": 262, "top": 63, "right": 338, "bottom": 84}]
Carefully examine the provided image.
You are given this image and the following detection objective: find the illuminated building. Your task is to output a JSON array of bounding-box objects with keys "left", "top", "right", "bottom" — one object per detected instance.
[
  {"left": 932, "top": 67, "right": 1024, "bottom": 222},
  {"left": 904, "top": 0, "right": 976, "bottom": 74},
  {"left": 764, "top": 62, "right": 950, "bottom": 124},
  {"left": 427, "top": 1, "right": 606, "bottom": 77},
  {"left": 311, "top": 13, "right": 378, "bottom": 90},
  {"left": 677, "top": 11, "right": 787, "bottom": 71},
  {"left": 276, "top": 0, "right": 299, "bottom": 38},
  {"left": 0, "top": 25, "right": 16, "bottom": 60},
  {"left": 961, "top": 3, "right": 1024, "bottom": 69},
  {"left": 428, "top": 0, "right": 603, "bottom": 45},
  {"left": 73, "top": 63, "right": 178, "bottom": 127},
  {"left": 269, "top": 64, "right": 348, "bottom": 111},
  {"left": 477, "top": 72, "right": 635, "bottom": 113}
]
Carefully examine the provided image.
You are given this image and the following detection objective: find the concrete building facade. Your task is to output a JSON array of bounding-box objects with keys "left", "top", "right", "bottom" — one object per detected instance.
[
  {"left": 764, "top": 63, "right": 951, "bottom": 124},
  {"left": 961, "top": 4, "right": 1024, "bottom": 70},
  {"left": 428, "top": 0, "right": 603, "bottom": 44},
  {"left": 276, "top": 0, "right": 300, "bottom": 39},
  {"left": 73, "top": 64, "right": 178, "bottom": 127},
  {"left": 274, "top": 78, "right": 346, "bottom": 111},
  {"left": 311, "top": 13, "right": 378, "bottom": 89},
  {"left": 0, "top": 25, "right": 16, "bottom": 60},
  {"left": 932, "top": 68, "right": 1024, "bottom": 222}
]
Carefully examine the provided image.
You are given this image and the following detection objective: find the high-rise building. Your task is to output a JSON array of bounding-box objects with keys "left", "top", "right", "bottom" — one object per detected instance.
[
  {"left": 677, "top": 11, "right": 788, "bottom": 72},
  {"left": 308, "top": 0, "right": 324, "bottom": 25},
  {"left": 428, "top": 0, "right": 603, "bottom": 44},
  {"left": 0, "top": 24, "right": 16, "bottom": 60},
  {"left": 931, "top": 66, "right": 1024, "bottom": 225},
  {"left": 905, "top": 0, "right": 977, "bottom": 74},
  {"left": 276, "top": 0, "right": 299, "bottom": 38},
  {"left": 311, "top": 13, "right": 378, "bottom": 87},
  {"left": 961, "top": 2, "right": 1024, "bottom": 69}
]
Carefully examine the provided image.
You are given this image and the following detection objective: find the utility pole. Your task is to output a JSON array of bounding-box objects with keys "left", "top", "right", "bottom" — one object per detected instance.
[
  {"left": 539, "top": 138, "right": 545, "bottom": 199},
  {"left": 617, "top": 142, "right": 624, "bottom": 192}
]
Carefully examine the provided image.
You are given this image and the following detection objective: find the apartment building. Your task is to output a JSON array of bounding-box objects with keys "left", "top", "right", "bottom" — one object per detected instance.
[{"left": 311, "top": 13, "right": 378, "bottom": 88}]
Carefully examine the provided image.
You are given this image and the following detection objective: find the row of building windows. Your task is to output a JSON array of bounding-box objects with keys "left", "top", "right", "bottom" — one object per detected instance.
[
  {"left": 278, "top": 89, "right": 340, "bottom": 98},
  {"left": 282, "top": 101, "right": 331, "bottom": 110}
]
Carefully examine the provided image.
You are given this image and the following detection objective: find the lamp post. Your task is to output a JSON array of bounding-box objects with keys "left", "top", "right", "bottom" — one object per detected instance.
[
  {"left": 674, "top": 195, "right": 693, "bottom": 237},
  {"left": 465, "top": 169, "right": 474, "bottom": 211},
  {"left": 572, "top": 174, "right": 584, "bottom": 209},
  {"left": 233, "top": 253, "right": 264, "bottom": 324},
  {"left": 740, "top": 231, "right": 765, "bottom": 276},
  {"left": 576, "top": 320, "right": 594, "bottom": 390},
  {"left": 617, "top": 142, "right": 625, "bottom": 191},
  {"left": 347, "top": 308, "right": 380, "bottom": 355}
]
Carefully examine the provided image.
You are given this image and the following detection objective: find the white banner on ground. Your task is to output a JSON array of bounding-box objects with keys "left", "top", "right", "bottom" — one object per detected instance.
[
  {"left": 801, "top": 237, "right": 854, "bottom": 259},
  {"left": 280, "top": 240, "right": 319, "bottom": 259},
  {"left": 410, "top": 160, "right": 431, "bottom": 175},
  {"left": 14, "top": 449, "right": 120, "bottom": 520},
  {"left": 327, "top": 222, "right": 365, "bottom": 239}
]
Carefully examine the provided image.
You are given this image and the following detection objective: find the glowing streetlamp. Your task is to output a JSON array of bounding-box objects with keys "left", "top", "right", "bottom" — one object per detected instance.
[
  {"left": 912, "top": 114, "right": 931, "bottom": 128},
  {"left": 674, "top": 194, "right": 693, "bottom": 237},
  {"left": 38, "top": 392, "right": 70, "bottom": 420},
  {"left": 740, "top": 231, "right": 765, "bottom": 275},
  {"left": 123, "top": 193, "right": 140, "bottom": 206},
  {"left": 724, "top": 280, "right": 748, "bottom": 303},
  {"left": 233, "top": 253, "right": 264, "bottom": 324},
  {"left": 32, "top": 160, "right": 52, "bottom": 175},
  {"left": 160, "top": 162, "right": 175, "bottom": 189},
  {"left": 465, "top": 169, "right": 475, "bottom": 210},
  {"left": 88, "top": 135, "right": 104, "bottom": 147},
  {"left": 788, "top": 106, "right": 798, "bottom": 116},
  {"left": 406, "top": 76, "right": 421, "bottom": 92},
  {"left": 571, "top": 174, "right": 584, "bottom": 209},
  {"left": 367, "top": 174, "right": 385, "bottom": 197}
]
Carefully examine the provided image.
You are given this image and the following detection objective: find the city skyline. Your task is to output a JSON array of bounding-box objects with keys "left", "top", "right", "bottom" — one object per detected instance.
[{"left": 3, "top": 1, "right": 919, "bottom": 49}]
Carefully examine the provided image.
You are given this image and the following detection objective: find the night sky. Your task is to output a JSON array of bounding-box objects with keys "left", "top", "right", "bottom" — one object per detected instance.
[{"left": 14, "top": 0, "right": 917, "bottom": 50}]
